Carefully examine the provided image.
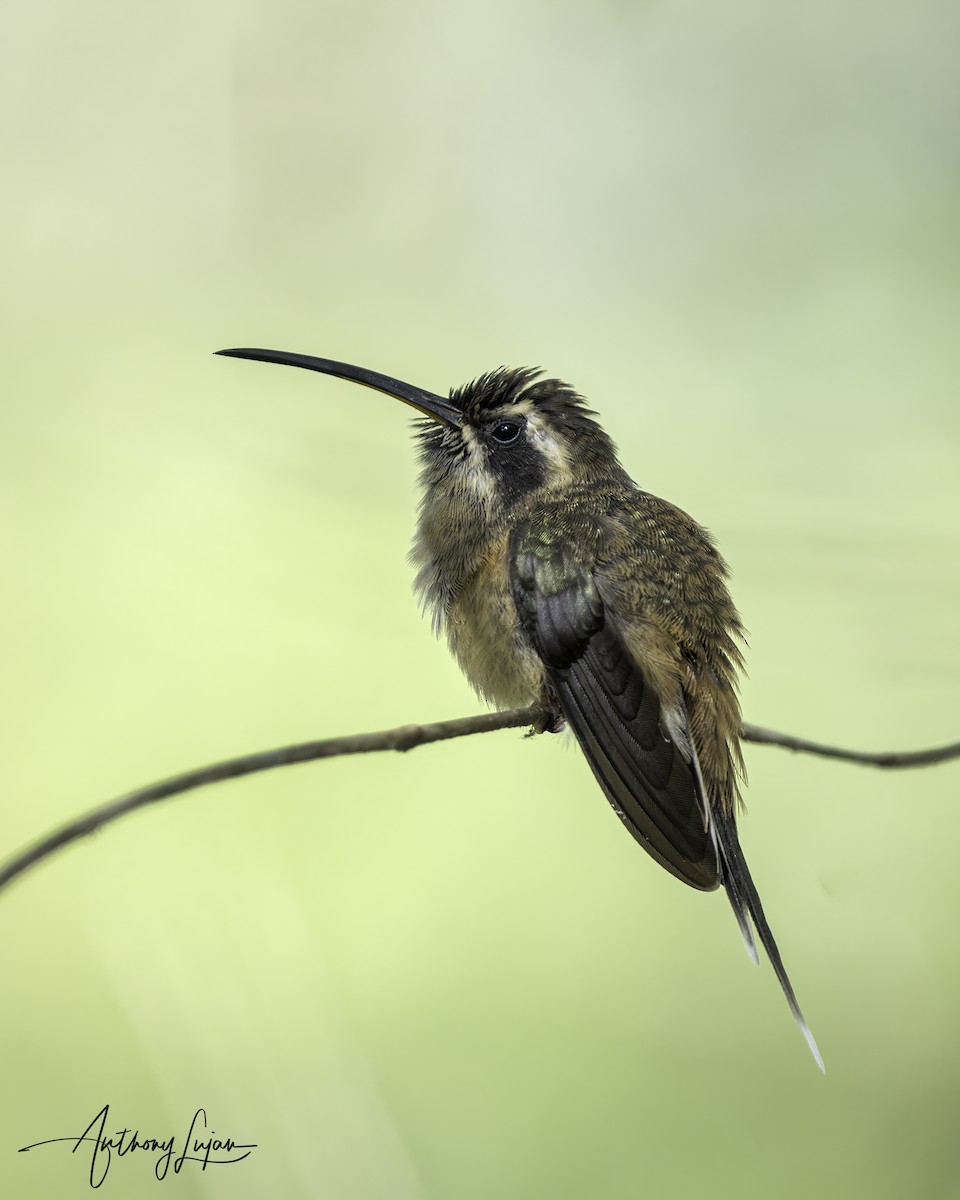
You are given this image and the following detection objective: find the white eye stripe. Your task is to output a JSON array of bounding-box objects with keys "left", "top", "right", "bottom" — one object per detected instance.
[{"left": 524, "top": 410, "right": 574, "bottom": 488}]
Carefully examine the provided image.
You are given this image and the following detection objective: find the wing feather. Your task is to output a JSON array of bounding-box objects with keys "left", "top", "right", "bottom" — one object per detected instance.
[
  {"left": 511, "top": 526, "right": 719, "bottom": 890},
  {"left": 511, "top": 519, "right": 823, "bottom": 1066}
]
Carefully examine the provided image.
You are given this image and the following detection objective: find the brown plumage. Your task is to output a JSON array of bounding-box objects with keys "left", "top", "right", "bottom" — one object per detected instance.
[{"left": 217, "top": 348, "right": 823, "bottom": 1070}]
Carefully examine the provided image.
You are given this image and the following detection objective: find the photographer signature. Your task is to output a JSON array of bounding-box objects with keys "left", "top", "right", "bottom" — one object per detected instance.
[{"left": 20, "top": 1103, "right": 256, "bottom": 1187}]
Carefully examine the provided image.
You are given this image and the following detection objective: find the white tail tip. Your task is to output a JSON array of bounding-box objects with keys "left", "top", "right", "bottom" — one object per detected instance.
[{"left": 799, "top": 1019, "right": 826, "bottom": 1073}]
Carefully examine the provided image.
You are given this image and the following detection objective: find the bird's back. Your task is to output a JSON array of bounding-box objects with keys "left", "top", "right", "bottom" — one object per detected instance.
[{"left": 592, "top": 486, "right": 747, "bottom": 818}]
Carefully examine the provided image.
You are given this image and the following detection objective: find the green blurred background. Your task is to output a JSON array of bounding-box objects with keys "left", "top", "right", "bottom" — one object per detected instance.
[{"left": 3, "top": 1, "right": 959, "bottom": 1196}]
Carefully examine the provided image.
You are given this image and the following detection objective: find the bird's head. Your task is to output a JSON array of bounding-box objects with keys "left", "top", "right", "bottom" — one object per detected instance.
[{"left": 215, "top": 349, "right": 628, "bottom": 517}]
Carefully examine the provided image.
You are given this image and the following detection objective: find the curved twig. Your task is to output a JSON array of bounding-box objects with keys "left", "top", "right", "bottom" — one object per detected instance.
[
  {"left": 1, "top": 708, "right": 957, "bottom": 897},
  {"left": 741, "top": 723, "right": 960, "bottom": 768},
  {"left": 0, "top": 708, "right": 547, "bottom": 895}
]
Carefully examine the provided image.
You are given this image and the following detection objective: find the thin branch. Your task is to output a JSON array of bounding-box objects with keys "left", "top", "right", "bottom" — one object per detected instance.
[
  {"left": 742, "top": 723, "right": 960, "bottom": 768},
  {"left": 1, "top": 708, "right": 958, "bottom": 897},
  {"left": 0, "top": 708, "right": 547, "bottom": 895}
]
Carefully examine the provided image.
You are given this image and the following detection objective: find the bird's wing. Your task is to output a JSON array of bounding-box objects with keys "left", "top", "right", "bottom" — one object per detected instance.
[
  {"left": 510, "top": 521, "right": 720, "bottom": 890},
  {"left": 511, "top": 523, "right": 824, "bottom": 1066}
]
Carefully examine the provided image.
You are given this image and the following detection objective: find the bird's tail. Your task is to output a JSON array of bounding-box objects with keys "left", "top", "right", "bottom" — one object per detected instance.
[{"left": 711, "top": 802, "right": 825, "bottom": 1072}]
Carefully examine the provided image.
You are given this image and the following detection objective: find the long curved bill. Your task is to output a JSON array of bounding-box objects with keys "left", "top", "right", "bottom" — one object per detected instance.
[{"left": 216, "top": 348, "right": 462, "bottom": 427}]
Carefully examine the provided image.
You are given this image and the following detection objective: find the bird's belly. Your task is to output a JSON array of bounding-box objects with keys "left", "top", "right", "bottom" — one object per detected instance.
[{"left": 446, "top": 551, "right": 544, "bottom": 708}]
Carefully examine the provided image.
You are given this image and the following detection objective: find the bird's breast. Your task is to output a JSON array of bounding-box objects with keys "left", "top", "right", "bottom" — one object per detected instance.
[{"left": 444, "top": 531, "right": 546, "bottom": 708}]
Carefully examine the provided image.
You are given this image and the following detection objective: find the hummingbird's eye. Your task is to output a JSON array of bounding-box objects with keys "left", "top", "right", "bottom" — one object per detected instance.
[{"left": 490, "top": 420, "right": 522, "bottom": 445}]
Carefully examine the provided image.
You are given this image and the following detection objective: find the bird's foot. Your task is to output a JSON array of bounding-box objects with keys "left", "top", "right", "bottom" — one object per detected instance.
[{"left": 528, "top": 708, "right": 565, "bottom": 736}]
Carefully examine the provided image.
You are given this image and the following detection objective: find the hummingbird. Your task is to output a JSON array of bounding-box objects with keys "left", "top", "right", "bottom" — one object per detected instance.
[{"left": 217, "top": 347, "right": 823, "bottom": 1070}]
